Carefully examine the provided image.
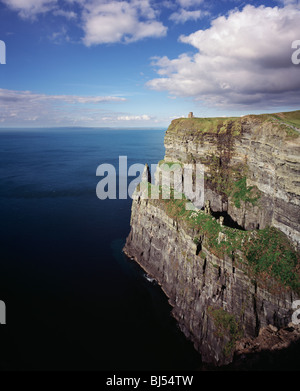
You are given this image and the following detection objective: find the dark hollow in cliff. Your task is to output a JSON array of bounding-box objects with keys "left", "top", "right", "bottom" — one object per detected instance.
[{"left": 207, "top": 210, "right": 245, "bottom": 231}]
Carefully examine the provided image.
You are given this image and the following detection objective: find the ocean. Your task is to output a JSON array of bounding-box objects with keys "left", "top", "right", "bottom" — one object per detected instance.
[{"left": 0, "top": 128, "right": 202, "bottom": 371}]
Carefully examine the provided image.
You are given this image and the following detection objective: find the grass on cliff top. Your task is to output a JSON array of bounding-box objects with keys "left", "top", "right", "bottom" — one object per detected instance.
[
  {"left": 143, "top": 183, "right": 300, "bottom": 293},
  {"left": 249, "top": 110, "right": 300, "bottom": 138},
  {"left": 167, "top": 117, "right": 241, "bottom": 135},
  {"left": 258, "top": 110, "right": 300, "bottom": 129},
  {"left": 168, "top": 110, "right": 300, "bottom": 138}
]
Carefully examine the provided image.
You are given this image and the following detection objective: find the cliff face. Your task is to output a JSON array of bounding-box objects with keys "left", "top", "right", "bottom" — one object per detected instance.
[
  {"left": 124, "top": 111, "right": 300, "bottom": 366},
  {"left": 162, "top": 113, "right": 300, "bottom": 250}
]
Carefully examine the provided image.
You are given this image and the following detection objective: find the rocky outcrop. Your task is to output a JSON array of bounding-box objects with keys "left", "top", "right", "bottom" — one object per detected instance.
[
  {"left": 124, "top": 195, "right": 299, "bottom": 366},
  {"left": 162, "top": 114, "right": 300, "bottom": 250},
  {"left": 124, "top": 111, "right": 300, "bottom": 367},
  {"left": 229, "top": 323, "right": 300, "bottom": 370}
]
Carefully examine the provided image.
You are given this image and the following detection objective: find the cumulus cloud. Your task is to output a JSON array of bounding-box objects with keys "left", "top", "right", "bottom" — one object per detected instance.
[
  {"left": 0, "top": 88, "right": 127, "bottom": 126},
  {"left": 81, "top": 0, "right": 167, "bottom": 45},
  {"left": 1, "top": 0, "right": 167, "bottom": 44},
  {"left": 147, "top": 4, "right": 300, "bottom": 108}
]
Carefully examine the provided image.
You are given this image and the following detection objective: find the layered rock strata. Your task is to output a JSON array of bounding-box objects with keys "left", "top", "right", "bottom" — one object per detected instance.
[
  {"left": 161, "top": 114, "right": 300, "bottom": 249},
  {"left": 124, "top": 112, "right": 300, "bottom": 366}
]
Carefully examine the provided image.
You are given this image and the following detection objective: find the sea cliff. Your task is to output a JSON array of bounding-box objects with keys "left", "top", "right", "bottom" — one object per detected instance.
[{"left": 124, "top": 111, "right": 300, "bottom": 367}]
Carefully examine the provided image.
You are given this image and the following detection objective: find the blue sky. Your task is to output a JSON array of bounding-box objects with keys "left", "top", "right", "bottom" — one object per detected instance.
[{"left": 0, "top": 0, "right": 299, "bottom": 127}]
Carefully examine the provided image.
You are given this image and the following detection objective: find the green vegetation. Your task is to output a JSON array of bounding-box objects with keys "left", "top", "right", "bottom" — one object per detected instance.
[
  {"left": 199, "top": 250, "right": 207, "bottom": 259},
  {"left": 245, "top": 227, "right": 300, "bottom": 292},
  {"left": 142, "top": 110, "right": 300, "bottom": 293},
  {"left": 168, "top": 110, "right": 300, "bottom": 140},
  {"left": 205, "top": 155, "right": 261, "bottom": 208},
  {"left": 246, "top": 111, "right": 300, "bottom": 138},
  {"left": 230, "top": 177, "right": 260, "bottom": 208},
  {"left": 283, "top": 126, "right": 299, "bottom": 139},
  {"left": 193, "top": 237, "right": 200, "bottom": 245},
  {"left": 167, "top": 117, "right": 241, "bottom": 136},
  {"left": 270, "top": 111, "right": 300, "bottom": 130},
  {"left": 140, "top": 183, "right": 300, "bottom": 294},
  {"left": 208, "top": 307, "right": 243, "bottom": 357}
]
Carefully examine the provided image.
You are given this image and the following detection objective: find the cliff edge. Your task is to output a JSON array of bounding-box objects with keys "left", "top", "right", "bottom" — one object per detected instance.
[{"left": 124, "top": 111, "right": 300, "bottom": 367}]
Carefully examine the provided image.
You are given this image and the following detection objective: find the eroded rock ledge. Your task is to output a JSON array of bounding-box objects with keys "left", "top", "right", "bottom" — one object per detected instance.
[
  {"left": 124, "top": 111, "right": 300, "bottom": 367},
  {"left": 228, "top": 324, "right": 300, "bottom": 370}
]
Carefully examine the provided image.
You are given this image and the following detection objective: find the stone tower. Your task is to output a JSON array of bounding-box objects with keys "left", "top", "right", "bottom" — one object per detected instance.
[{"left": 188, "top": 112, "right": 194, "bottom": 118}]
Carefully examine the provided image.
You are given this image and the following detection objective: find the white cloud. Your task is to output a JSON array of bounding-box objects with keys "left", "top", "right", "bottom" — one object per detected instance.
[
  {"left": 52, "top": 9, "right": 77, "bottom": 19},
  {"left": 0, "top": 89, "right": 126, "bottom": 103},
  {"left": 147, "top": 4, "right": 300, "bottom": 108},
  {"left": 48, "top": 27, "right": 71, "bottom": 44},
  {"left": 1, "top": 0, "right": 57, "bottom": 18},
  {"left": 117, "top": 114, "right": 150, "bottom": 121},
  {"left": 279, "top": 0, "right": 300, "bottom": 5},
  {"left": 169, "top": 9, "right": 205, "bottom": 24},
  {"left": 1, "top": 0, "right": 167, "bottom": 44},
  {"left": 0, "top": 88, "right": 127, "bottom": 126},
  {"left": 81, "top": 0, "right": 167, "bottom": 45},
  {"left": 176, "top": 0, "right": 204, "bottom": 9}
]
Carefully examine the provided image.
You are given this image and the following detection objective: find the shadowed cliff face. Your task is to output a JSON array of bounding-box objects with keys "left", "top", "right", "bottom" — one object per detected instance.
[{"left": 124, "top": 111, "right": 300, "bottom": 367}]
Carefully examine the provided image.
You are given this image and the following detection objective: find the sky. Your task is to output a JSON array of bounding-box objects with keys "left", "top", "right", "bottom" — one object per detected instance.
[{"left": 0, "top": 0, "right": 299, "bottom": 128}]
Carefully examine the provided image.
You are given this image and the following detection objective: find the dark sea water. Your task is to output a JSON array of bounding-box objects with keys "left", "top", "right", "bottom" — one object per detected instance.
[{"left": 0, "top": 128, "right": 202, "bottom": 371}]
